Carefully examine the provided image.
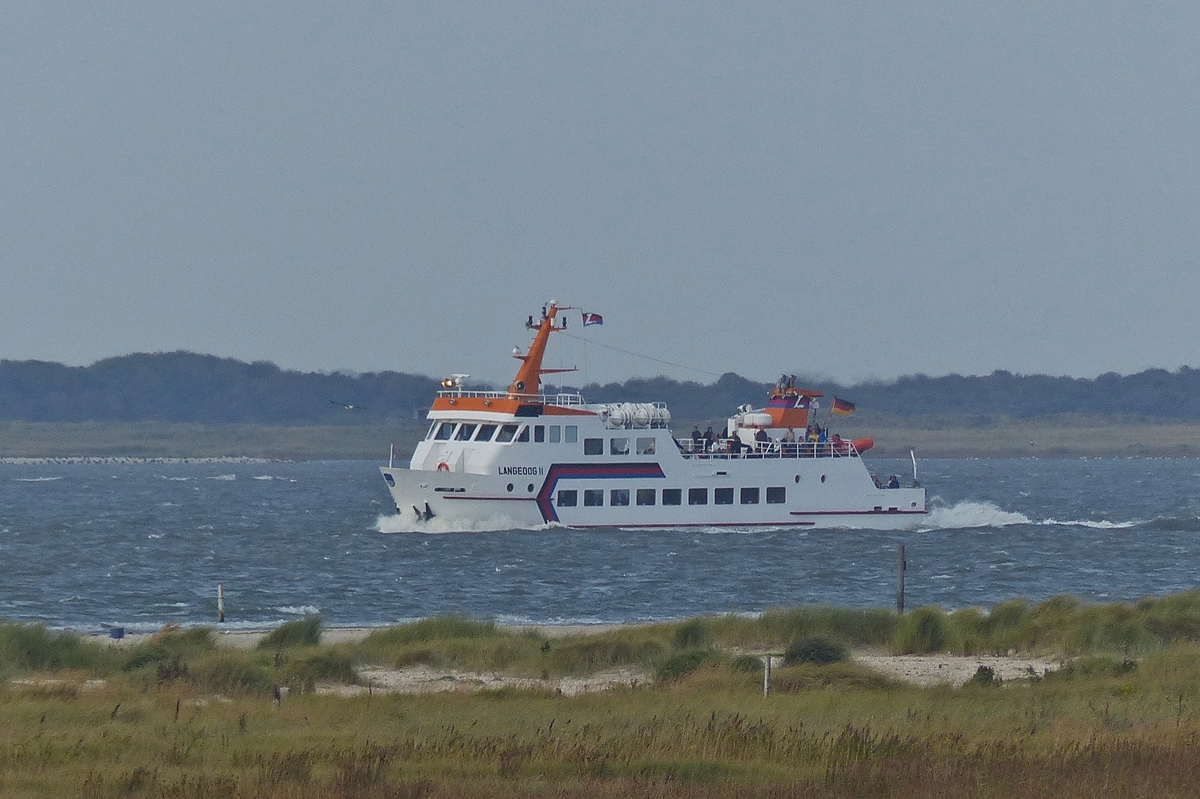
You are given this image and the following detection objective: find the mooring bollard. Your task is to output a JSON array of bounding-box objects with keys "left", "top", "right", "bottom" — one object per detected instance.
[{"left": 217, "top": 583, "right": 225, "bottom": 623}]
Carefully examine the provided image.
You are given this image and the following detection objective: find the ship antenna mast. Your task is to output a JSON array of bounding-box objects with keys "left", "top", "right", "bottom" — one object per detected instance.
[{"left": 508, "top": 301, "right": 577, "bottom": 397}]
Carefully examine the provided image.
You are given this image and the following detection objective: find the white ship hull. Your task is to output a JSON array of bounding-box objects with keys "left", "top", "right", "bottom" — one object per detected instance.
[{"left": 382, "top": 444, "right": 924, "bottom": 530}]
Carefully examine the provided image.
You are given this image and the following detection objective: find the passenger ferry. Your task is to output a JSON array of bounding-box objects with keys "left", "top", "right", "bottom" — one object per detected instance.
[{"left": 381, "top": 302, "right": 926, "bottom": 529}]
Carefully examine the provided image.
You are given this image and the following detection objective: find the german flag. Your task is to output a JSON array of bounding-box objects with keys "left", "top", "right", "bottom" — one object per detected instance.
[{"left": 831, "top": 397, "right": 856, "bottom": 415}]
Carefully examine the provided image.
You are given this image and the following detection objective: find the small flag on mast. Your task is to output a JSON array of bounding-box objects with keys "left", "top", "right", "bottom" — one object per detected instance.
[
  {"left": 831, "top": 397, "right": 856, "bottom": 415},
  {"left": 582, "top": 312, "right": 603, "bottom": 326}
]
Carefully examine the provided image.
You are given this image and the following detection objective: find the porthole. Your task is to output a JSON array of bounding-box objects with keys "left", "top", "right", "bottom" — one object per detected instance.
[
  {"left": 527, "top": 483, "right": 535, "bottom": 493},
  {"left": 820, "top": 475, "right": 826, "bottom": 483},
  {"left": 794, "top": 475, "right": 800, "bottom": 483},
  {"left": 507, "top": 483, "right": 514, "bottom": 492}
]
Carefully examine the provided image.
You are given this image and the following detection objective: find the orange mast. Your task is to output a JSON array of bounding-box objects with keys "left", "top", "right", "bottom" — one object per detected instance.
[{"left": 508, "top": 302, "right": 577, "bottom": 397}]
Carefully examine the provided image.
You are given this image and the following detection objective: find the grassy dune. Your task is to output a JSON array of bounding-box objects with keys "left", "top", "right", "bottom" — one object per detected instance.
[
  {"left": 7, "top": 595, "right": 1200, "bottom": 796},
  {"left": 0, "top": 416, "right": 1197, "bottom": 460}
]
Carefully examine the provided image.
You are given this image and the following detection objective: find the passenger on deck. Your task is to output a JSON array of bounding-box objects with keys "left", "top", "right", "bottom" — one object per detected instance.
[
  {"left": 783, "top": 427, "right": 796, "bottom": 457},
  {"left": 689, "top": 426, "right": 701, "bottom": 450},
  {"left": 805, "top": 424, "right": 819, "bottom": 456},
  {"left": 872, "top": 474, "right": 883, "bottom": 488},
  {"left": 704, "top": 427, "right": 715, "bottom": 450},
  {"left": 888, "top": 475, "right": 900, "bottom": 489},
  {"left": 729, "top": 434, "right": 744, "bottom": 455},
  {"left": 754, "top": 428, "right": 769, "bottom": 453}
]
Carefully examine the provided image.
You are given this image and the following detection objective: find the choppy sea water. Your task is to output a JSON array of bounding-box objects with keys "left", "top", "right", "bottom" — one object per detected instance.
[{"left": 1, "top": 458, "right": 1199, "bottom": 633}]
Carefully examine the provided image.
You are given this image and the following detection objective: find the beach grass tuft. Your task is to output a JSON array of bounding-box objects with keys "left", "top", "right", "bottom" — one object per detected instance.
[{"left": 257, "top": 616, "right": 322, "bottom": 650}]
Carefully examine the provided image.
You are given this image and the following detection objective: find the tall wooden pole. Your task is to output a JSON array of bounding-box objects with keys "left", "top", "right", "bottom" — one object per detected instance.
[
  {"left": 217, "top": 583, "right": 225, "bottom": 623},
  {"left": 896, "top": 545, "right": 906, "bottom": 615}
]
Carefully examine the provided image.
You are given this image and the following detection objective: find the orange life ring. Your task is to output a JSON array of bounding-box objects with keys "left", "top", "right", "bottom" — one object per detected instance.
[{"left": 436, "top": 462, "right": 450, "bottom": 472}]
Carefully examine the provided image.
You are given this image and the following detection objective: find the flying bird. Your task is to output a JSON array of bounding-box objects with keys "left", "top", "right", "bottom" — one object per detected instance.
[{"left": 330, "top": 400, "right": 367, "bottom": 410}]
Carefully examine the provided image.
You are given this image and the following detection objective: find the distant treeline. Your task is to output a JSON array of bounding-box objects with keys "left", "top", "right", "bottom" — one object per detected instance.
[
  {"left": 569, "top": 368, "right": 1200, "bottom": 422},
  {"left": 0, "top": 352, "right": 1197, "bottom": 424}
]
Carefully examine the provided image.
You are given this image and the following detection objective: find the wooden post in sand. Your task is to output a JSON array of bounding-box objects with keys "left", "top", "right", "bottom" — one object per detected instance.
[
  {"left": 217, "top": 583, "right": 225, "bottom": 623},
  {"left": 762, "top": 654, "right": 772, "bottom": 697},
  {"left": 896, "top": 545, "right": 906, "bottom": 615}
]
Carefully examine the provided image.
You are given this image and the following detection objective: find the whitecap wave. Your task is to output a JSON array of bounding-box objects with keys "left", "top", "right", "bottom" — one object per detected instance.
[
  {"left": 375, "top": 513, "right": 539, "bottom": 534},
  {"left": 1039, "top": 518, "right": 1141, "bottom": 529},
  {"left": 15, "top": 476, "right": 63, "bottom": 482},
  {"left": 207, "top": 474, "right": 236, "bottom": 481},
  {"left": 922, "top": 501, "right": 1032, "bottom": 529},
  {"left": 276, "top": 605, "right": 321, "bottom": 615},
  {"left": 252, "top": 475, "right": 277, "bottom": 481}
]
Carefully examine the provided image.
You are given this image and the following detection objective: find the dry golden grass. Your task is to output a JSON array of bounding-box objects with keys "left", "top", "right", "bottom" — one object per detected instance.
[
  {"left": 8, "top": 605, "right": 1200, "bottom": 796},
  {"left": 5, "top": 649, "right": 1200, "bottom": 798}
]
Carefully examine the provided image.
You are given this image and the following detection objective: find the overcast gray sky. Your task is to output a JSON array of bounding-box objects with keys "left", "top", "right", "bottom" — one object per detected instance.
[{"left": 3, "top": 3, "right": 1197, "bottom": 387}]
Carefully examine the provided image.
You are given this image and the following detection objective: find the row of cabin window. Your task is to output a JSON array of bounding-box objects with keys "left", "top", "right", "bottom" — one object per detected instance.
[
  {"left": 430, "top": 422, "right": 580, "bottom": 444},
  {"left": 556, "top": 486, "right": 787, "bottom": 508},
  {"left": 583, "top": 437, "right": 656, "bottom": 455},
  {"left": 429, "top": 423, "right": 660, "bottom": 457}
]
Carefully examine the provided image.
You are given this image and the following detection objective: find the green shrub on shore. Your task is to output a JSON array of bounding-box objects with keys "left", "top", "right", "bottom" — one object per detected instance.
[
  {"left": 655, "top": 649, "right": 716, "bottom": 682},
  {"left": 948, "top": 592, "right": 1200, "bottom": 656},
  {"left": 363, "top": 615, "right": 498, "bottom": 647},
  {"left": 257, "top": 616, "right": 322, "bottom": 650},
  {"left": 894, "top": 606, "right": 954, "bottom": 654},
  {"left": 709, "top": 606, "right": 896, "bottom": 651},
  {"left": 190, "top": 651, "right": 275, "bottom": 695},
  {"left": 283, "top": 649, "right": 356, "bottom": 692},
  {"left": 0, "top": 622, "right": 119, "bottom": 677},
  {"left": 541, "top": 629, "right": 666, "bottom": 676},
  {"left": 672, "top": 618, "right": 711, "bottom": 649},
  {"left": 783, "top": 635, "right": 849, "bottom": 665}
]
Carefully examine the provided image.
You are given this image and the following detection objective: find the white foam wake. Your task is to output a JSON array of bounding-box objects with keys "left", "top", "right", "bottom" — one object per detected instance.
[
  {"left": 374, "top": 513, "right": 544, "bottom": 534},
  {"left": 922, "top": 501, "right": 1032, "bottom": 529}
]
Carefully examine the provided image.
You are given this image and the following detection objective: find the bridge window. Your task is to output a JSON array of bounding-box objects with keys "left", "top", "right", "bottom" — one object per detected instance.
[
  {"left": 548, "top": 425, "right": 561, "bottom": 443},
  {"left": 584, "top": 438, "right": 604, "bottom": 455},
  {"left": 688, "top": 488, "right": 708, "bottom": 506},
  {"left": 740, "top": 487, "right": 760, "bottom": 505},
  {"left": 565, "top": 425, "right": 578, "bottom": 443},
  {"left": 454, "top": 423, "right": 477, "bottom": 441},
  {"left": 534, "top": 425, "right": 545, "bottom": 443},
  {"left": 610, "top": 489, "right": 630, "bottom": 506},
  {"left": 584, "top": 489, "right": 604, "bottom": 507},
  {"left": 434, "top": 423, "right": 456, "bottom": 441},
  {"left": 662, "top": 488, "right": 682, "bottom": 506},
  {"left": 517, "top": 426, "right": 530, "bottom": 442},
  {"left": 425, "top": 422, "right": 438, "bottom": 440},
  {"left": 474, "top": 424, "right": 497, "bottom": 442},
  {"left": 557, "top": 489, "right": 577, "bottom": 507},
  {"left": 766, "top": 487, "right": 786, "bottom": 504},
  {"left": 636, "top": 437, "right": 656, "bottom": 455},
  {"left": 636, "top": 488, "right": 656, "bottom": 506},
  {"left": 610, "top": 437, "right": 630, "bottom": 455},
  {"left": 496, "top": 424, "right": 518, "bottom": 443},
  {"left": 714, "top": 487, "right": 734, "bottom": 505}
]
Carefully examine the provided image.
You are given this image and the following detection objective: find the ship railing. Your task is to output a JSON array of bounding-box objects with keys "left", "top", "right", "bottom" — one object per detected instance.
[
  {"left": 435, "top": 390, "right": 588, "bottom": 406},
  {"left": 678, "top": 438, "right": 860, "bottom": 460}
]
